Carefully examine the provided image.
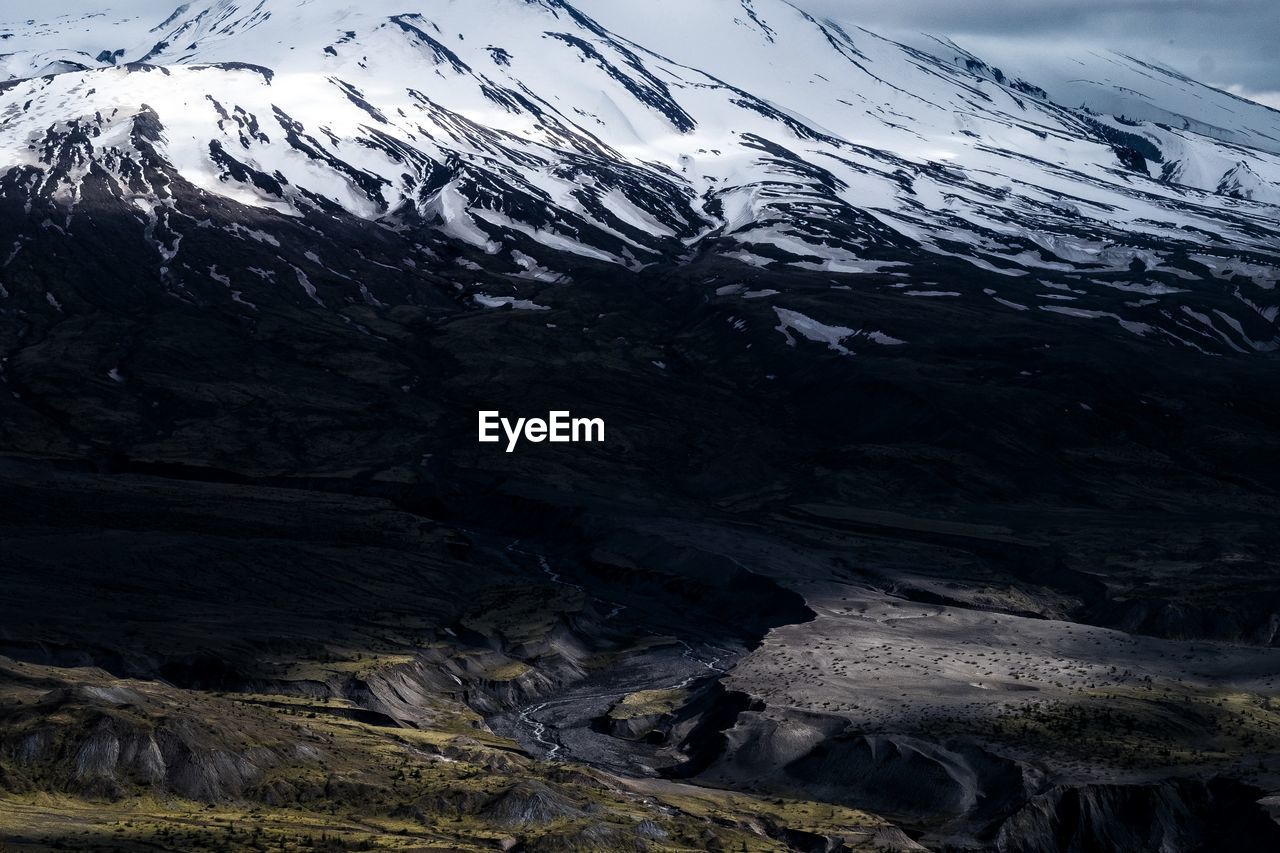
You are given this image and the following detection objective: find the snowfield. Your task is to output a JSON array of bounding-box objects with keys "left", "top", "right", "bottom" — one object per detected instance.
[{"left": 0, "top": 0, "right": 1277, "bottom": 353}]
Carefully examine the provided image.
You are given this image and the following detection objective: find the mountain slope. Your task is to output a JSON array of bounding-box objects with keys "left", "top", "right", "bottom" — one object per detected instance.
[
  {"left": 1, "top": 0, "right": 1277, "bottom": 355},
  {"left": 3, "top": 5, "right": 1280, "bottom": 851}
]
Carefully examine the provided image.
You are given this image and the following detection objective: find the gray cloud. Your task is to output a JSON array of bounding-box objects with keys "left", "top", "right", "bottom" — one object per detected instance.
[
  {"left": 792, "top": 0, "right": 1280, "bottom": 105},
  {"left": 15, "top": 1, "right": 1280, "bottom": 107}
]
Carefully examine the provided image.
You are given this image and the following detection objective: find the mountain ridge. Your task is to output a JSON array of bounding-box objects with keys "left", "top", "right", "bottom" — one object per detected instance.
[
  {"left": 1, "top": 0, "right": 1277, "bottom": 356},
  {"left": 3, "top": 5, "right": 1280, "bottom": 850}
]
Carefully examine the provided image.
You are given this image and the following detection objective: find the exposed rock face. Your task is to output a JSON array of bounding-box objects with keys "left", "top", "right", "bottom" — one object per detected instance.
[
  {"left": 783, "top": 733, "right": 1031, "bottom": 828},
  {"left": 700, "top": 715, "right": 1033, "bottom": 832},
  {"left": 596, "top": 689, "right": 687, "bottom": 743},
  {"left": 520, "top": 824, "right": 650, "bottom": 853},
  {"left": 994, "top": 779, "right": 1280, "bottom": 853},
  {"left": 680, "top": 691, "right": 1280, "bottom": 851},
  {"left": 479, "top": 780, "right": 586, "bottom": 826},
  {"left": 6, "top": 704, "right": 284, "bottom": 802},
  {"left": 1088, "top": 597, "right": 1280, "bottom": 647}
]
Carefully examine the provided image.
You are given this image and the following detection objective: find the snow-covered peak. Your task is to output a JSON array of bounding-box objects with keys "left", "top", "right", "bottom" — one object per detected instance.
[
  {"left": 1, "top": 1, "right": 1277, "bottom": 355},
  {"left": 915, "top": 36, "right": 1280, "bottom": 156}
]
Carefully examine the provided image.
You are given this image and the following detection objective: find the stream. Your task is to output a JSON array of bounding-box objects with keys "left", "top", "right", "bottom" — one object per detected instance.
[{"left": 498, "top": 540, "right": 738, "bottom": 766}]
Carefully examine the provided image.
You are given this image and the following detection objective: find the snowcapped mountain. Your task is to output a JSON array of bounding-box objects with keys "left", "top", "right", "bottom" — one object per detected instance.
[
  {"left": 1, "top": 0, "right": 1277, "bottom": 355},
  {"left": 919, "top": 36, "right": 1280, "bottom": 157},
  {"left": 6, "top": 10, "right": 1280, "bottom": 850}
]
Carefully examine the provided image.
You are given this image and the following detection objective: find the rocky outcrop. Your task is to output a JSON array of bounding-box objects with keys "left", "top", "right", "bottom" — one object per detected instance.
[
  {"left": 1088, "top": 596, "right": 1280, "bottom": 647},
  {"left": 994, "top": 778, "right": 1280, "bottom": 853},
  {"left": 782, "top": 732, "right": 1030, "bottom": 829},
  {"left": 4, "top": 705, "right": 288, "bottom": 802},
  {"left": 479, "top": 780, "right": 586, "bottom": 826}
]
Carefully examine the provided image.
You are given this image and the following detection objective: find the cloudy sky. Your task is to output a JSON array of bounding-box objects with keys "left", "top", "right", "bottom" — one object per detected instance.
[
  {"left": 799, "top": 0, "right": 1280, "bottom": 108},
  {"left": 21, "top": 0, "right": 1280, "bottom": 107}
]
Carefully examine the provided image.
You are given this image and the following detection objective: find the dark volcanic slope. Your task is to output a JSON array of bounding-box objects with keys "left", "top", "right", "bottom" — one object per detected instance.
[{"left": 3, "top": 230, "right": 1280, "bottom": 849}]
